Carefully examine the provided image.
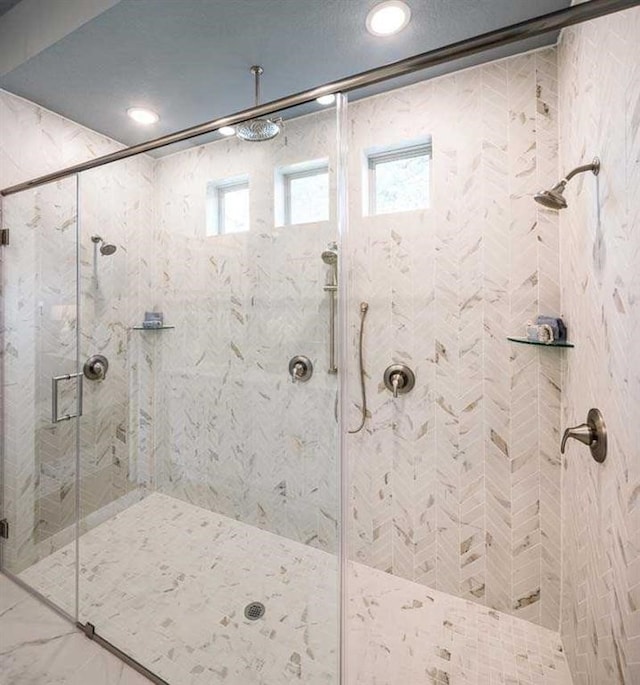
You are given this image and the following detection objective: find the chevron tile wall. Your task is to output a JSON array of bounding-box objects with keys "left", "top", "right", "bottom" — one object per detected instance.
[
  {"left": 558, "top": 7, "right": 640, "bottom": 684},
  {"left": 0, "top": 91, "right": 155, "bottom": 574},
  {"left": 344, "top": 48, "right": 563, "bottom": 630},
  {"left": 151, "top": 109, "right": 341, "bottom": 553},
  {"left": 2, "top": 12, "right": 637, "bottom": 679}
]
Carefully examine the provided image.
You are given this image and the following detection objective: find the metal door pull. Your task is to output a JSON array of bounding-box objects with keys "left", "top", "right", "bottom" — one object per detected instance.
[{"left": 51, "top": 373, "right": 83, "bottom": 423}]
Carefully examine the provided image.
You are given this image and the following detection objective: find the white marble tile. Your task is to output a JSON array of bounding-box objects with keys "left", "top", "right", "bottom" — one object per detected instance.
[
  {"left": 0, "top": 575, "right": 151, "bottom": 685},
  {"left": 16, "top": 493, "right": 573, "bottom": 685},
  {"left": 558, "top": 7, "right": 640, "bottom": 685}
]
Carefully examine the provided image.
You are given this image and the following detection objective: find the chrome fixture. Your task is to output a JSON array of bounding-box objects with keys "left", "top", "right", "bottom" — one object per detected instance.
[
  {"left": 244, "top": 602, "right": 266, "bottom": 621},
  {"left": 383, "top": 364, "right": 415, "bottom": 398},
  {"left": 52, "top": 355, "right": 108, "bottom": 424},
  {"left": 91, "top": 234, "right": 117, "bottom": 256},
  {"left": 289, "top": 355, "right": 313, "bottom": 383},
  {"left": 561, "top": 407, "right": 607, "bottom": 463},
  {"left": 51, "top": 373, "right": 83, "bottom": 423},
  {"left": 348, "top": 302, "right": 370, "bottom": 434},
  {"left": 3, "top": 1, "right": 631, "bottom": 197},
  {"left": 83, "top": 354, "right": 109, "bottom": 381},
  {"left": 322, "top": 242, "right": 338, "bottom": 374},
  {"left": 534, "top": 158, "right": 600, "bottom": 210},
  {"left": 236, "top": 66, "right": 282, "bottom": 142}
]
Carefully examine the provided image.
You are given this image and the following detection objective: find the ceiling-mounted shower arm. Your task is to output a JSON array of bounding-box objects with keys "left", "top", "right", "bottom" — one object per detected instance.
[
  {"left": 236, "top": 65, "right": 282, "bottom": 142},
  {"left": 251, "top": 65, "right": 264, "bottom": 107}
]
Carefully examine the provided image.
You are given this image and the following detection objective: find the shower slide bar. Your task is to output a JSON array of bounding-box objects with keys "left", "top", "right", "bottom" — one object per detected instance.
[{"left": 1, "top": 0, "right": 638, "bottom": 197}]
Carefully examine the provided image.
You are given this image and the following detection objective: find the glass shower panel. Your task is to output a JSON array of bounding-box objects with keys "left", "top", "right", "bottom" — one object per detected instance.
[
  {"left": 73, "top": 100, "right": 342, "bottom": 684},
  {"left": 0, "top": 177, "right": 80, "bottom": 619}
]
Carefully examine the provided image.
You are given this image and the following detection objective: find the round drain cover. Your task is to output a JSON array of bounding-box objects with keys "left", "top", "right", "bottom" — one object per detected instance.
[{"left": 244, "top": 601, "right": 266, "bottom": 621}]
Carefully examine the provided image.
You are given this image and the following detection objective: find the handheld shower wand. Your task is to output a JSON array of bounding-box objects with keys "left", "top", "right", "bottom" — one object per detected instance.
[{"left": 322, "top": 243, "right": 338, "bottom": 374}]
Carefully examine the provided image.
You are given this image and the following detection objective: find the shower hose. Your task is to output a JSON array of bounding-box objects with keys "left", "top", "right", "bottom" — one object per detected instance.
[{"left": 348, "top": 301, "right": 369, "bottom": 434}]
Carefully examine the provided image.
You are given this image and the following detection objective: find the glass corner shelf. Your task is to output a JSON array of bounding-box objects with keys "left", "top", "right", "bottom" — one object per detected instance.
[
  {"left": 131, "top": 325, "right": 175, "bottom": 331},
  {"left": 507, "top": 336, "right": 574, "bottom": 348}
]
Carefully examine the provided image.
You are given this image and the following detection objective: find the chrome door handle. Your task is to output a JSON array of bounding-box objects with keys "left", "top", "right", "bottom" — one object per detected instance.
[
  {"left": 560, "top": 408, "right": 607, "bottom": 463},
  {"left": 51, "top": 373, "right": 83, "bottom": 423}
]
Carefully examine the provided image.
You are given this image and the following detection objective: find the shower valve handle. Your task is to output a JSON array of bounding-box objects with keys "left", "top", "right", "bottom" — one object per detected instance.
[
  {"left": 292, "top": 362, "right": 305, "bottom": 382},
  {"left": 390, "top": 373, "right": 404, "bottom": 398},
  {"left": 289, "top": 356, "right": 313, "bottom": 383},
  {"left": 560, "top": 423, "right": 593, "bottom": 453},
  {"left": 383, "top": 364, "right": 415, "bottom": 398},
  {"left": 560, "top": 408, "right": 607, "bottom": 463},
  {"left": 83, "top": 354, "right": 109, "bottom": 381}
]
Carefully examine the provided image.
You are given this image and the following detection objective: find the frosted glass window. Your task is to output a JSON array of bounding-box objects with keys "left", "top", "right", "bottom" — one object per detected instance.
[
  {"left": 368, "top": 143, "right": 431, "bottom": 215},
  {"left": 284, "top": 166, "right": 329, "bottom": 225},
  {"left": 207, "top": 179, "right": 250, "bottom": 235}
]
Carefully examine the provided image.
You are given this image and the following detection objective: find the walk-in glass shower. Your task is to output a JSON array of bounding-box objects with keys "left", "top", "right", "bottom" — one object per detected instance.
[
  {"left": 2, "top": 98, "right": 345, "bottom": 683},
  {"left": 1, "top": 3, "right": 639, "bottom": 684}
]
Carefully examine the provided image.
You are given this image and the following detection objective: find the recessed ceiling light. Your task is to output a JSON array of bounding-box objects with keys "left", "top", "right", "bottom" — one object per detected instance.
[
  {"left": 127, "top": 107, "right": 159, "bottom": 125},
  {"left": 219, "top": 126, "right": 236, "bottom": 136},
  {"left": 366, "top": 0, "right": 411, "bottom": 36},
  {"left": 316, "top": 94, "right": 336, "bottom": 106}
]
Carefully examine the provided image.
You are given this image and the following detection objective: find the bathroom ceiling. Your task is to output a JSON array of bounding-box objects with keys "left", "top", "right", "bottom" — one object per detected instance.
[
  {"left": 0, "top": 0, "right": 570, "bottom": 156},
  {"left": 0, "top": 0, "right": 20, "bottom": 17}
]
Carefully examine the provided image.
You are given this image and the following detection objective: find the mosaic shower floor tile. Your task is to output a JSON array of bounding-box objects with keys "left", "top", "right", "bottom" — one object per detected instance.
[{"left": 18, "top": 493, "right": 573, "bottom": 684}]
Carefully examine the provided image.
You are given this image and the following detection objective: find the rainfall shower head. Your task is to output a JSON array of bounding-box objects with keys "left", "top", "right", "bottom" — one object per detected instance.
[
  {"left": 236, "top": 66, "right": 282, "bottom": 142},
  {"left": 236, "top": 118, "right": 281, "bottom": 142},
  {"left": 534, "top": 158, "right": 600, "bottom": 210},
  {"left": 91, "top": 235, "right": 117, "bottom": 255}
]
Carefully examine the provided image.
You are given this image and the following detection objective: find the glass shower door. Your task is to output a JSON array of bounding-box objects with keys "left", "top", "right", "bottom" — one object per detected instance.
[
  {"left": 0, "top": 177, "right": 80, "bottom": 620},
  {"left": 71, "top": 100, "right": 343, "bottom": 684}
]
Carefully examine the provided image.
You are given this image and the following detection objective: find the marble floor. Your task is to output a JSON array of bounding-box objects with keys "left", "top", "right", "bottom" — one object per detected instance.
[
  {"left": 11, "top": 493, "right": 573, "bottom": 685},
  {"left": 0, "top": 575, "right": 150, "bottom": 685}
]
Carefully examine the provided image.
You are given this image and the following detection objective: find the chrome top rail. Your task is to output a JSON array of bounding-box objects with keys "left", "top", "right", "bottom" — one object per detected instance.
[{"left": 1, "top": 0, "right": 638, "bottom": 197}]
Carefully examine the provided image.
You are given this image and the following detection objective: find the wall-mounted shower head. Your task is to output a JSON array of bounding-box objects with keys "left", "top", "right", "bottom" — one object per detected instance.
[
  {"left": 534, "top": 158, "right": 600, "bottom": 210},
  {"left": 236, "top": 66, "right": 282, "bottom": 142},
  {"left": 534, "top": 182, "right": 568, "bottom": 210},
  {"left": 91, "top": 235, "right": 117, "bottom": 255}
]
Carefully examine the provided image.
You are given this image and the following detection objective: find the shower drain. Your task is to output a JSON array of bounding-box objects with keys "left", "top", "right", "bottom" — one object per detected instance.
[{"left": 244, "top": 601, "right": 266, "bottom": 621}]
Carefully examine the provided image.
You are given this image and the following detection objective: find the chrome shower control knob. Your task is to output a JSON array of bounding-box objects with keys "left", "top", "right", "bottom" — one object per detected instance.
[
  {"left": 84, "top": 354, "right": 109, "bottom": 381},
  {"left": 383, "top": 364, "right": 415, "bottom": 398},
  {"left": 289, "top": 356, "right": 313, "bottom": 383}
]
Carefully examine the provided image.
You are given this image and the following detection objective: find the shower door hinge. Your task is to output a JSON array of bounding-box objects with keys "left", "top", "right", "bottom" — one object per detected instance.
[
  {"left": 0, "top": 519, "right": 9, "bottom": 539},
  {"left": 0, "top": 229, "right": 9, "bottom": 246},
  {"left": 80, "top": 622, "right": 96, "bottom": 639}
]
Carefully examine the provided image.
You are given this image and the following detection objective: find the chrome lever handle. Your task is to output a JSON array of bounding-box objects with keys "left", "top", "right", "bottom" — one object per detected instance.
[
  {"left": 383, "top": 364, "right": 415, "bottom": 398},
  {"left": 288, "top": 355, "right": 313, "bottom": 383},
  {"left": 390, "top": 373, "right": 404, "bottom": 398},
  {"left": 560, "top": 423, "right": 593, "bottom": 454},
  {"left": 292, "top": 362, "right": 305, "bottom": 383},
  {"left": 560, "top": 408, "right": 607, "bottom": 463}
]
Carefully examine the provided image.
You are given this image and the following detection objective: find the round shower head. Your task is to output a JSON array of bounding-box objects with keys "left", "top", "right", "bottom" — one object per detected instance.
[
  {"left": 100, "top": 242, "right": 117, "bottom": 255},
  {"left": 534, "top": 182, "right": 568, "bottom": 210},
  {"left": 321, "top": 249, "right": 338, "bottom": 265},
  {"left": 235, "top": 118, "right": 281, "bottom": 142},
  {"left": 235, "top": 65, "right": 282, "bottom": 142},
  {"left": 91, "top": 234, "right": 117, "bottom": 255}
]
